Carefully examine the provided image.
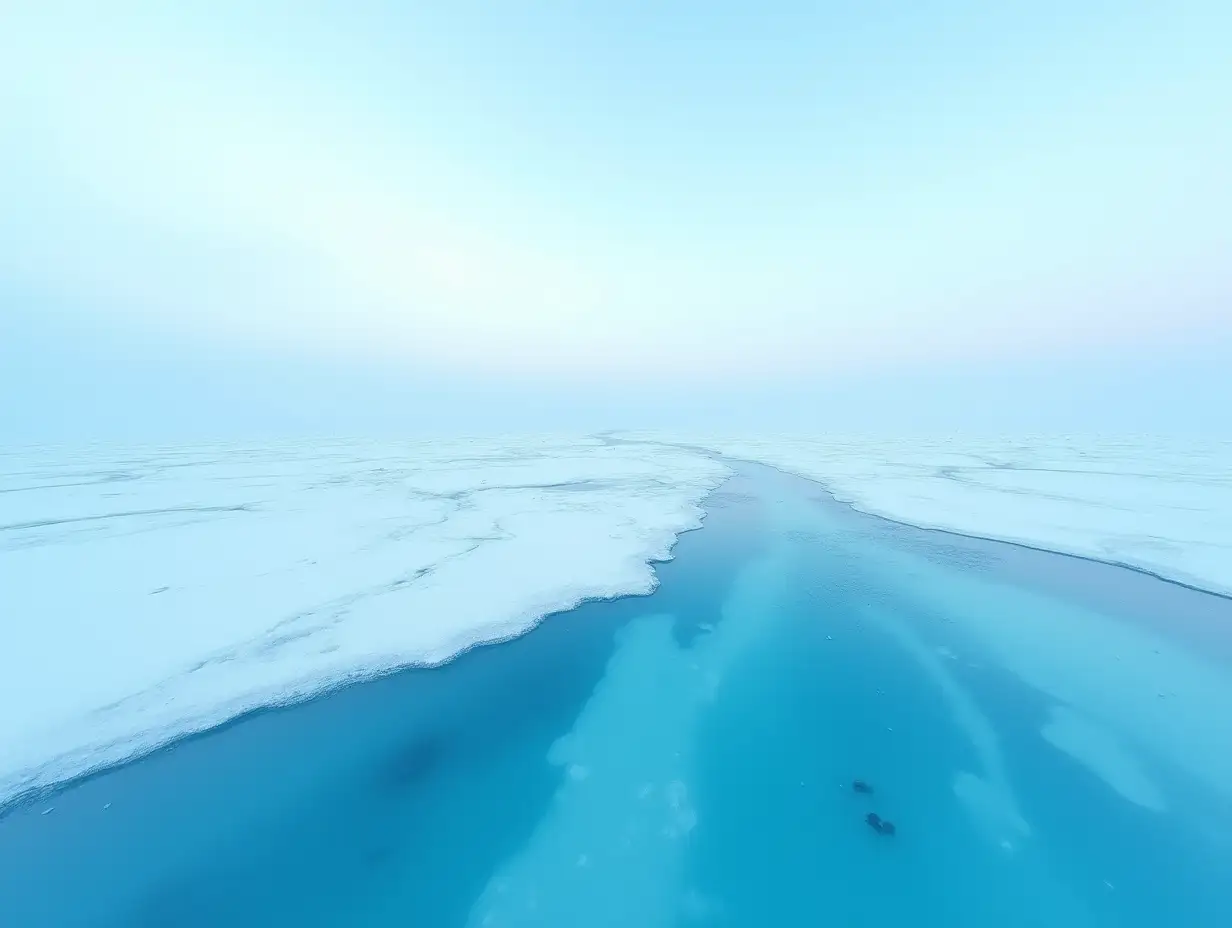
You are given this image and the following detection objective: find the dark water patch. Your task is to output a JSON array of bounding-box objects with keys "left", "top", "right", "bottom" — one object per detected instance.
[{"left": 375, "top": 730, "right": 451, "bottom": 793}]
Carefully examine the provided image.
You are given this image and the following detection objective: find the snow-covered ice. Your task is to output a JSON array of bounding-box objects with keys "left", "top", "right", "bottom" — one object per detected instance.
[
  {"left": 642, "top": 435, "right": 1232, "bottom": 598},
  {"left": 5, "top": 432, "right": 1229, "bottom": 809},
  {"left": 0, "top": 438, "right": 728, "bottom": 804}
]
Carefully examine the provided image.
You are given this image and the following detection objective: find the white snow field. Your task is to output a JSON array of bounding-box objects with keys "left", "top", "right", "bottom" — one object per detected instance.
[
  {"left": 0, "top": 438, "right": 728, "bottom": 804},
  {"left": 650, "top": 435, "right": 1232, "bottom": 598}
]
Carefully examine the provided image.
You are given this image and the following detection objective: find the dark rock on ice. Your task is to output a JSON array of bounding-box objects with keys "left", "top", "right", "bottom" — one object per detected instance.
[{"left": 866, "top": 812, "right": 896, "bottom": 836}]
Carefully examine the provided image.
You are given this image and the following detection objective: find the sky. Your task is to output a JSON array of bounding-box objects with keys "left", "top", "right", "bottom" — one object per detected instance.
[{"left": 2, "top": 1, "right": 1230, "bottom": 438}]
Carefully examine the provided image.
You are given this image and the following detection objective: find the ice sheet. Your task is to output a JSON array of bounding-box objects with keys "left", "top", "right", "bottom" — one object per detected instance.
[
  {"left": 1040, "top": 705, "right": 1166, "bottom": 812},
  {"left": 649, "top": 435, "right": 1232, "bottom": 598},
  {"left": 0, "top": 438, "right": 728, "bottom": 804},
  {"left": 853, "top": 524, "right": 1232, "bottom": 806}
]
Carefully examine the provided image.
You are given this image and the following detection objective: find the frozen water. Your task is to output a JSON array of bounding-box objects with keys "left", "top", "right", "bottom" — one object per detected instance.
[
  {"left": 1, "top": 461, "right": 1230, "bottom": 927},
  {"left": 639, "top": 435, "right": 1232, "bottom": 597},
  {"left": 466, "top": 614, "right": 699, "bottom": 928},
  {"left": 1040, "top": 706, "right": 1166, "bottom": 812},
  {"left": 0, "top": 438, "right": 728, "bottom": 804}
]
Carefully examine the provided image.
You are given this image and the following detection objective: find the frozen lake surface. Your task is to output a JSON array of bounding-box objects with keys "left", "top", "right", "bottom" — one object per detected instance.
[
  {"left": 2, "top": 458, "right": 1230, "bottom": 927},
  {"left": 0, "top": 438, "right": 726, "bottom": 801},
  {"left": 649, "top": 434, "right": 1232, "bottom": 597}
]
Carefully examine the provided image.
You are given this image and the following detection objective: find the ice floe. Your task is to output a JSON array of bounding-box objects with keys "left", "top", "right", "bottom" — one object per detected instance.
[
  {"left": 0, "top": 438, "right": 728, "bottom": 804},
  {"left": 646, "top": 435, "right": 1232, "bottom": 598}
]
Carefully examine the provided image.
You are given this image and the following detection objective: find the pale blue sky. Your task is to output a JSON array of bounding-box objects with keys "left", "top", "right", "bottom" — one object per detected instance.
[{"left": 2, "top": 1, "right": 1229, "bottom": 438}]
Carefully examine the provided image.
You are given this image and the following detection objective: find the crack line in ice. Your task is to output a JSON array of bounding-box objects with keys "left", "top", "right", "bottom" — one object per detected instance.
[{"left": 1, "top": 504, "right": 257, "bottom": 532}]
